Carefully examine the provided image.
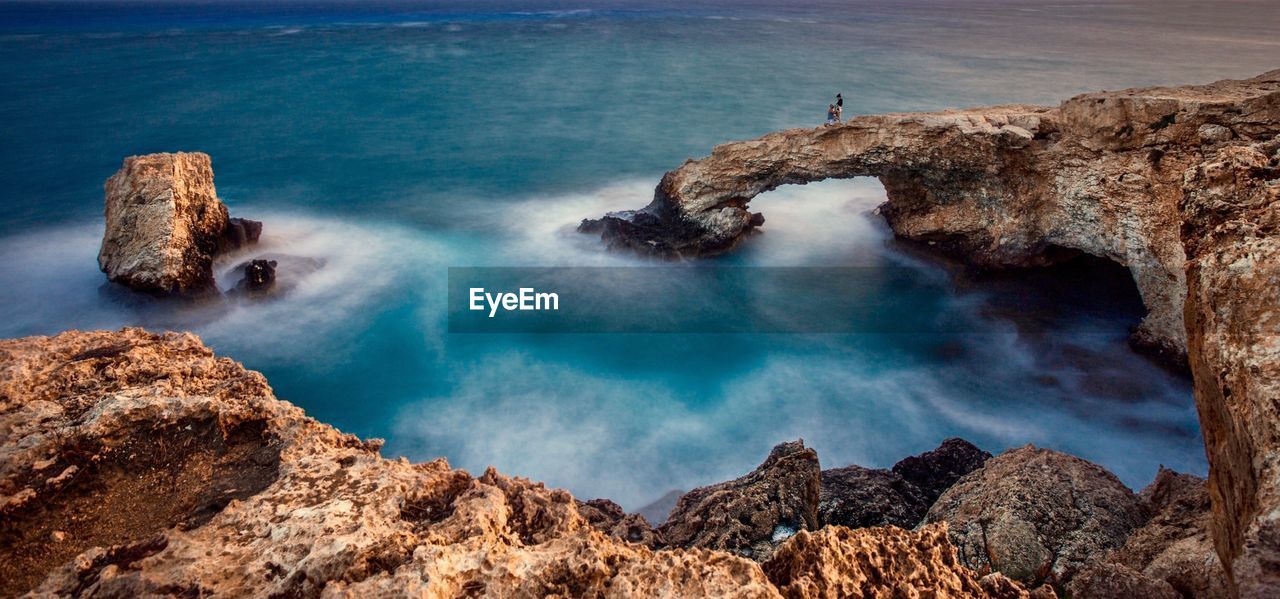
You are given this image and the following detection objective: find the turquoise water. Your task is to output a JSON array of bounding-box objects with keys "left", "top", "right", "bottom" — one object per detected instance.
[{"left": 2, "top": 0, "right": 1277, "bottom": 508}]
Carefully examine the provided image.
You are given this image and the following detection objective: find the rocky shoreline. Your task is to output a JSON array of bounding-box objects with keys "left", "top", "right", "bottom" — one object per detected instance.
[
  {"left": 584, "top": 69, "right": 1280, "bottom": 596},
  {"left": 0, "top": 329, "right": 1219, "bottom": 597},
  {"left": 1, "top": 70, "right": 1276, "bottom": 597}
]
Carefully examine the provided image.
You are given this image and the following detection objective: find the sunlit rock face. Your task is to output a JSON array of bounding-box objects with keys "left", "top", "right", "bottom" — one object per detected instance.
[
  {"left": 3, "top": 329, "right": 1042, "bottom": 598},
  {"left": 584, "top": 70, "right": 1280, "bottom": 596},
  {"left": 98, "top": 152, "right": 229, "bottom": 295}
]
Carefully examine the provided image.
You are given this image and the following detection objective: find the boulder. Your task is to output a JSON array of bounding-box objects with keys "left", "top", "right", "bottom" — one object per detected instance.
[
  {"left": 98, "top": 152, "right": 229, "bottom": 295},
  {"left": 891, "top": 437, "right": 992, "bottom": 507},
  {"left": 659, "top": 440, "right": 820, "bottom": 560},
  {"left": 818, "top": 465, "right": 928, "bottom": 530},
  {"left": 1075, "top": 468, "right": 1229, "bottom": 598},
  {"left": 233, "top": 259, "right": 277, "bottom": 294},
  {"left": 924, "top": 445, "right": 1145, "bottom": 587},
  {"left": 220, "top": 217, "right": 263, "bottom": 253}
]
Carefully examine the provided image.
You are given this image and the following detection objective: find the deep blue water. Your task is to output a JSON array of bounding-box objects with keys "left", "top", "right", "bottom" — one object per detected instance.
[{"left": 3, "top": 0, "right": 1277, "bottom": 508}]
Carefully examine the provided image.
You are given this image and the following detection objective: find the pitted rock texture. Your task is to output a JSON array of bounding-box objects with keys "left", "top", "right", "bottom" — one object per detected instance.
[
  {"left": 2, "top": 329, "right": 1030, "bottom": 598},
  {"left": 761, "top": 524, "right": 1044, "bottom": 599},
  {"left": 98, "top": 152, "right": 230, "bottom": 295},
  {"left": 1065, "top": 562, "right": 1180, "bottom": 599},
  {"left": 659, "top": 440, "right": 822, "bottom": 561},
  {"left": 576, "top": 498, "right": 664, "bottom": 548},
  {"left": 924, "top": 445, "right": 1145, "bottom": 588}
]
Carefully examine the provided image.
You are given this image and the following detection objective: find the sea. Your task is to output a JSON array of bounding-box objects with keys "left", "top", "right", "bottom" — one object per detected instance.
[{"left": 2, "top": 0, "right": 1278, "bottom": 509}]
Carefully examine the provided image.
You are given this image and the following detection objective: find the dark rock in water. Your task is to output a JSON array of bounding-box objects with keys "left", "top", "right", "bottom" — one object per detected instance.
[
  {"left": 575, "top": 498, "right": 663, "bottom": 548},
  {"left": 658, "top": 440, "right": 820, "bottom": 561},
  {"left": 220, "top": 217, "right": 263, "bottom": 253},
  {"left": 636, "top": 489, "right": 683, "bottom": 526},
  {"left": 224, "top": 253, "right": 325, "bottom": 298},
  {"left": 891, "top": 437, "right": 992, "bottom": 507},
  {"left": 925, "top": 445, "right": 1145, "bottom": 587},
  {"left": 236, "top": 259, "right": 276, "bottom": 292},
  {"left": 818, "top": 465, "right": 928, "bottom": 530}
]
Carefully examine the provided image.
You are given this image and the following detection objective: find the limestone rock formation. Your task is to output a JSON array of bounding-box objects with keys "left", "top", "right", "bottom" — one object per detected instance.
[
  {"left": 99, "top": 152, "right": 229, "bottom": 295},
  {"left": 0, "top": 329, "right": 1036, "bottom": 597},
  {"left": 761, "top": 524, "right": 1043, "bottom": 599},
  {"left": 924, "top": 445, "right": 1145, "bottom": 587},
  {"left": 98, "top": 152, "right": 262, "bottom": 296},
  {"left": 1073, "top": 467, "right": 1228, "bottom": 598},
  {"left": 891, "top": 438, "right": 992, "bottom": 508},
  {"left": 584, "top": 69, "right": 1280, "bottom": 595},
  {"left": 659, "top": 440, "right": 821, "bottom": 561},
  {"left": 1180, "top": 134, "right": 1280, "bottom": 597}
]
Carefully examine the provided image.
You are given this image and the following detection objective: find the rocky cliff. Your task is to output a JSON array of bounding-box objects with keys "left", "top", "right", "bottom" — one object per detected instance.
[
  {"left": 1, "top": 328, "right": 1045, "bottom": 598},
  {"left": 583, "top": 69, "right": 1280, "bottom": 596}
]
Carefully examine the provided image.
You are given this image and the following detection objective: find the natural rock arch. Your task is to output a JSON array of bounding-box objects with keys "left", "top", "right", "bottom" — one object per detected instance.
[{"left": 583, "top": 69, "right": 1280, "bottom": 595}]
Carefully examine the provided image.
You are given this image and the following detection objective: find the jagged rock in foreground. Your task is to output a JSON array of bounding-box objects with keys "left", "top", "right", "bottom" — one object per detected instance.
[
  {"left": 819, "top": 438, "right": 991, "bottom": 531},
  {"left": 1071, "top": 468, "right": 1227, "bottom": 598},
  {"left": 925, "top": 445, "right": 1146, "bottom": 588},
  {"left": 1, "top": 329, "right": 1029, "bottom": 598},
  {"left": 659, "top": 440, "right": 822, "bottom": 561},
  {"left": 584, "top": 69, "right": 1280, "bottom": 596},
  {"left": 762, "top": 525, "right": 1054, "bottom": 599},
  {"left": 98, "top": 152, "right": 261, "bottom": 296}
]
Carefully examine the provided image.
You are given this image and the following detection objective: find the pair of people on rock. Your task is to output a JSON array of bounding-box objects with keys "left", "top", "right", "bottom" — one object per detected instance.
[{"left": 825, "top": 93, "right": 844, "bottom": 126}]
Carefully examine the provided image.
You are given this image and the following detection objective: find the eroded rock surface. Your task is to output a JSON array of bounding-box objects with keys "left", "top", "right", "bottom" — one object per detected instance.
[
  {"left": 762, "top": 524, "right": 1042, "bottom": 599},
  {"left": 892, "top": 438, "right": 992, "bottom": 508},
  {"left": 658, "top": 440, "right": 821, "bottom": 561},
  {"left": 3, "top": 329, "right": 1037, "bottom": 597},
  {"left": 924, "top": 445, "right": 1145, "bottom": 587}
]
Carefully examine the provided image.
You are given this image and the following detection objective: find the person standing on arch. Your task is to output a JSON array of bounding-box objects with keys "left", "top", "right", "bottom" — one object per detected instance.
[{"left": 834, "top": 93, "right": 844, "bottom": 123}]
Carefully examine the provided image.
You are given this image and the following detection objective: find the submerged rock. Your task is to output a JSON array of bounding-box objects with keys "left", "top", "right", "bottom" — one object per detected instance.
[
  {"left": 660, "top": 440, "right": 821, "bottom": 561},
  {"left": 925, "top": 445, "right": 1145, "bottom": 587},
  {"left": 98, "top": 152, "right": 229, "bottom": 295},
  {"left": 234, "top": 259, "right": 277, "bottom": 293}
]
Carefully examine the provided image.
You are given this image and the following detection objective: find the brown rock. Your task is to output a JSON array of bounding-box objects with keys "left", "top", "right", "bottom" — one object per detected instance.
[
  {"left": 762, "top": 524, "right": 1034, "bottom": 599},
  {"left": 891, "top": 438, "right": 993, "bottom": 507},
  {"left": 0, "top": 329, "right": 783, "bottom": 597},
  {"left": 1181, "top": 135, "right": 1280, "bottom": 597},
  {"left": 576, "top": 498, "right": 664, "bottom": 548},
  {"left": 98, "top": 152, "right": 229, "bottom": 295},
  {"left": 925, "top": 445, "right": 1145, "bottom": 587},
  {"left": 1065, "top": 562, "right": 1179, "bottom": 599},
  {"left": 660, "top": 440, "right": 821, "bottom": 560},
  {"left": 818, "top": 465, "right": 927, "bottom": 530}
]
